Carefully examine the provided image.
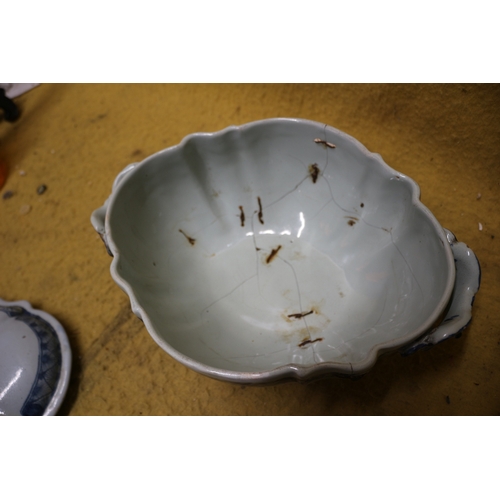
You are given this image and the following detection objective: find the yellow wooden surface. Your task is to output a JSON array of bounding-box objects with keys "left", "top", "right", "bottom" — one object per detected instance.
[{"left": 1, "top": 84, "right": 498, "bottom": 415}]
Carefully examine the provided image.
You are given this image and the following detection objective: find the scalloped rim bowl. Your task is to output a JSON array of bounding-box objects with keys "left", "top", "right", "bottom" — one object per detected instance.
[{"left": 93, "top": 118, "right": 457, "bottom": 383}]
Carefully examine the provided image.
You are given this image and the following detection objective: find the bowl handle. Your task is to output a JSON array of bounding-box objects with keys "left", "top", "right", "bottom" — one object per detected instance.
[
  {"left": 401, "top": 228, "right": 481, "bottom": 356},
  {"left": 90, "top": 163, "right": 138, "bottom": 256}
]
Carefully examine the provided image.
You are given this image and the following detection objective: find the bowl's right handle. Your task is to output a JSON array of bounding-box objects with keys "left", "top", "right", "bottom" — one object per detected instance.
[
  {"left": 401, "top": 229, "right": 481, "bottom": 356},
  {"left": 90, "top": 163, "right": 138, "bottom": 256}
]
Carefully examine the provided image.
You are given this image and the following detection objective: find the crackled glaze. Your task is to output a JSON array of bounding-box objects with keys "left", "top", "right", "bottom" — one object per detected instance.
[{"left": 92, "top": 118, "right": 479, "bottom": 383}]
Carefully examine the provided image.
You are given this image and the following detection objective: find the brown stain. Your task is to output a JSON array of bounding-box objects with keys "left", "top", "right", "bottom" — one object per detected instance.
[
  {"left": 131, "top": 149, "right": 143, "bottom": 157},
  {"left": 309, "top": 305, "right": 326, "bottom": 319},
  {"left": 279, "top": 301, "right": 330, "bottom": 343},
  {"left": 345, "top": 216, "right": 358, "bottom": 226},
  {"left": 339, "top": 291, "right": 345, "bottom": 298},
  {"left": 278, "top": 325, "right": 322, "bottom": 343},
  {"left": 298, "top": 337, "right": 324, "bottom": 348},
  {"left": 289, "top": 249, "right": 305, "bottom": 261},
  {"left": 309, "top": 301, "right": 331, "bottom": 326},
  {"left": 309, "top": 163, "right": 320, "bottom": 183},
  {"left": 288, "top": 310, "right": 314, "bottom": 319},
  {"left": 314, "top": 138, "right": 336, "bottom": 148},
  {"left": 257, "top": 196, "right": 264, "bottom": 224},
  {"left": 179, "top": 229, "right": 196, "bottom": 246},
  {"left": 238, "top": 205, "right": 245, "bottom": 227},
  {"left": 266, "top": 245, "right": 282, "bottom": 264}
]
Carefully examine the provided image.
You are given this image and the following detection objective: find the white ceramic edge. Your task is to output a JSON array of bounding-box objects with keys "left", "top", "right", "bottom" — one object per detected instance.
[
  {"left": 93, "top": 118, "right": 457, "bottom": 383},
  {"left": 0, "top": 298, "right": 72, "bottom": 415},
  {"left": 401, "top": 228, "right": 481, "bottom": 355},
  {"left": 91, "top": 162, "right": 139, "bottom": 255}
]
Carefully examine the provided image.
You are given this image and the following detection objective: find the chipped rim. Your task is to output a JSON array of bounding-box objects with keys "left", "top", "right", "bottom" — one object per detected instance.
[{"left": 94, "top": 117, "right": 457, "bottom": 383}]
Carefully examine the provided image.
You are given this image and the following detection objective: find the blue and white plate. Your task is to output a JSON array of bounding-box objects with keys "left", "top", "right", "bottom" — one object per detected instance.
[{"left": 0, "top": 299, "right": 71, "bottom": 416}]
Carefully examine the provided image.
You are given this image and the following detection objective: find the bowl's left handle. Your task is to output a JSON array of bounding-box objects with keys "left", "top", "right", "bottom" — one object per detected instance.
[
  {"left": 90, "top": 163, "right": 138, "bottom": 256},
  {"left": 401, "top": 229, "right": 481, "bottom": 356}
]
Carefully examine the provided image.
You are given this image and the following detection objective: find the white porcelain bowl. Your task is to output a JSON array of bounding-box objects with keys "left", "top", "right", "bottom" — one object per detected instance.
[{"left": 92, "top": 118, "right": 479, "bottom": 383}]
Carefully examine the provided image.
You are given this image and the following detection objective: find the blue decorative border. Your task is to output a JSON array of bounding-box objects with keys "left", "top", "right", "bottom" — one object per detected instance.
[{"left": 0, "top": 305, "right": 62, "bottom": 416}]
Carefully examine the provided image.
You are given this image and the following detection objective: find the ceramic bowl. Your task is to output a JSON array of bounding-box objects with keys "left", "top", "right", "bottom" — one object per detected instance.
[
  {"left": 92, "top": 118, "right": 480, "bottom": 383},
  {"left": 0, "top": 299, "right": 72, "bottom": 415}
]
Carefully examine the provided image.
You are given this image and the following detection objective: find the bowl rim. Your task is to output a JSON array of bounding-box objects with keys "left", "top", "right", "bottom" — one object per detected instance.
[{"left": 102, "top": 117, "right": 456, "bottom": 382}]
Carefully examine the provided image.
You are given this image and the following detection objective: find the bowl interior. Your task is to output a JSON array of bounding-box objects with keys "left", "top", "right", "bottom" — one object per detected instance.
[{"left": 107, "top": 119, "right": 453, "bottom": 374}]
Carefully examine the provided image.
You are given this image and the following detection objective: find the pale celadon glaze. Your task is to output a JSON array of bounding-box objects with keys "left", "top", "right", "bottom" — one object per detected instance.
[{"left": 92, "top": 118, "right": 479, "bottom": 383}]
